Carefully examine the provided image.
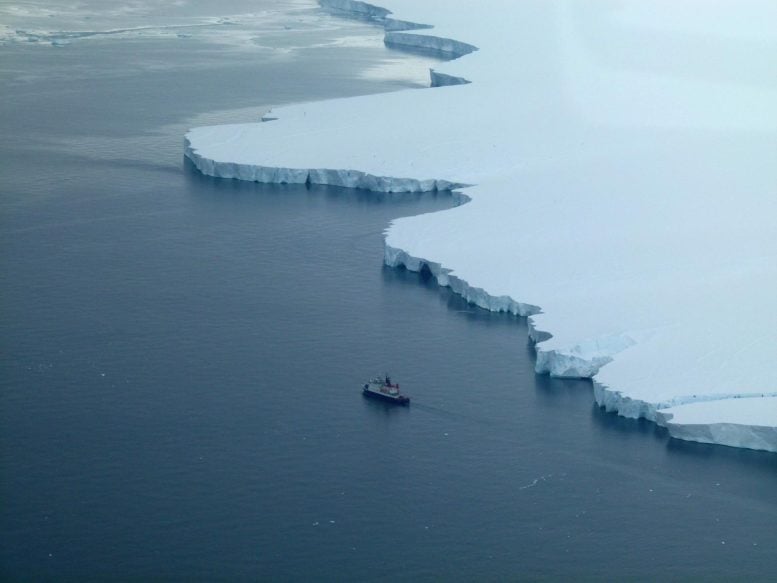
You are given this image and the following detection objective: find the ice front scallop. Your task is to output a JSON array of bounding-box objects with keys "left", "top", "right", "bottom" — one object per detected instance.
[{"left": 184, "top": 0, "right": 777, "bottom": 452}]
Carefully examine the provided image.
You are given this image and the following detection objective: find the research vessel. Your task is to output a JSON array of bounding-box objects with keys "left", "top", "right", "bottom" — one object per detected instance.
[{"left": 362, "top": 374, "right": 409, "bottom": 405}]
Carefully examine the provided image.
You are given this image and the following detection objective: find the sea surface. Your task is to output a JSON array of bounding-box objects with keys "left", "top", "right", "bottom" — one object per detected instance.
[{"left": 1, "top": 1, "right": 776, "bottom": 581}]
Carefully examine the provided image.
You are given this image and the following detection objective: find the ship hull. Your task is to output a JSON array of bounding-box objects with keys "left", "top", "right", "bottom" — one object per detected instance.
[{"left": 362, "top": 388, "right": 409, "bottom": 405}]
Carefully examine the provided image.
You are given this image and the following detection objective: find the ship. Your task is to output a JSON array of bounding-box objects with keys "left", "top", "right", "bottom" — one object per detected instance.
[{"left": 362, "top": 374, "right": 409, "bottom": 405}]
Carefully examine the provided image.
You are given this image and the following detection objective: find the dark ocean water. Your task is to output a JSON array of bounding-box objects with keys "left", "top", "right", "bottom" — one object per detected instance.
[{"left": 1, "top": 2, "right": 776, "bottom": 581}]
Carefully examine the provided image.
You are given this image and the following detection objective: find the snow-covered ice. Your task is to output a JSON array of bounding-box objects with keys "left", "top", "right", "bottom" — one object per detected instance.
[
  {"left": 657, "top": 398, "right": 777, "bottom": 453},
  {"left": 185, "top": 0, "right": 777, "bottom": 452}
]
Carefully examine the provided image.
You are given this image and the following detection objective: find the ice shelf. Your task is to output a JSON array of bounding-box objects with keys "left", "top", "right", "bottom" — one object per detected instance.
[{"left": 185, "top": 0, "right": 777, "bottom": 452}]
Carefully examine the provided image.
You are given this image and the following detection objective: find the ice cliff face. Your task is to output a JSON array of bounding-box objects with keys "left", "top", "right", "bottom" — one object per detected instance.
[
  {"left": 185, "top": 134, "right": 463, "bottom": 192},
  {"left": 318, "top": 0, "right": 391, "bottom": 22},
  {"left": 384, "top": 244, "right": 540, "bottom": 318},
  {"left": 656, "top": 398, "right": 777, "bottom": 453},
  {"left": 185, "top": 0, "right": 777, "bottom": 453},
  {"left": 318, "top": 0, "right": 430, "bottom": 33},
  {"left": 320, "top": 0, "right": 477, "bottom": 82}
]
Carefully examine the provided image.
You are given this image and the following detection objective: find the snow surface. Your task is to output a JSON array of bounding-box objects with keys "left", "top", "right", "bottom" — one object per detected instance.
[{"left": 185, "top": 0, "right": 777, "bottom": 452}]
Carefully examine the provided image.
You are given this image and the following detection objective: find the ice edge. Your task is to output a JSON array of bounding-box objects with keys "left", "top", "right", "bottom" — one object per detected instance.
[
  {"left": 319, "top": 0, "right": 476, "bottom": 86},
  {"left": 184, "top": 135, "right": 467, "bottom": 193},
  {"left": 184, "top": 0, "right": 776, "bottom": 453}
]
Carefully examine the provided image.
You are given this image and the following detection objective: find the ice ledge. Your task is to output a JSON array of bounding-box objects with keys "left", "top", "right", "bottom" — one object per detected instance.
[
  {"left": 595, "top": 384, "right": 777, "bottom": 422},
  {"left": 318, "top": 0, "right": 432, "bottom": 31},
  {"left": 318, "top": 0, "right": 427, "bottom": 31},
  {"left": 534, "top": 334, "right": 636, "bottom": 379},
  {"left": 319, "top": 0, "right": 476, "bottom": 84},
  {"left": 662, "top": 422, "right": 777, "bottom": 453},
  {"left": 184, "top": 136, "right": 466, "bottom": 193},
  {"left": 430, "top": 70, "right": 470, "bottom": 88},
  {"left": 318, "top": 0, "right": 392, "bottom": 22},
  {"left": 655, "top": 397, "right": 777, "bottom": 453},
  {"left": 384, "top": 31, "right": 477, "bottom": 60},
  {"left": 384, "top": 243, "right": 631, "bottom": 380},
  {"left": 384, "top": 244, "right": 540, "bottom": 318},
  {"left": 318, "top": 0, "right": 432, "bottom": 30},
  {"left": 386, "top": 234, "right": 777, "bottom": 451}
]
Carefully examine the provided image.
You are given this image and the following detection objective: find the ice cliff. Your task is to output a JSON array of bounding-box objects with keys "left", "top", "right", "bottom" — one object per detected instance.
[{"left": 185, "top": 0, "right": 777, "bottom": 453}]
